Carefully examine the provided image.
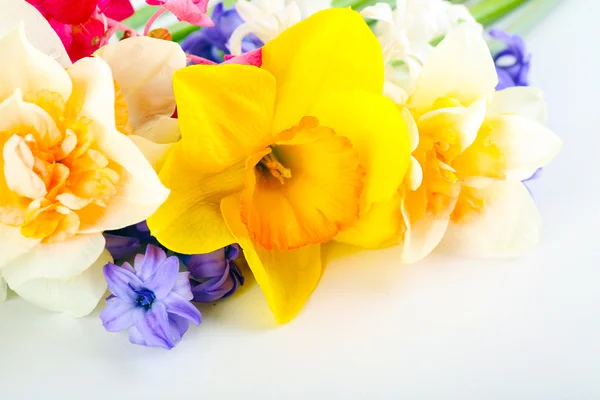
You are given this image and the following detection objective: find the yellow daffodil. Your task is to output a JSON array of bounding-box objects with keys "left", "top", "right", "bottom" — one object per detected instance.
[
  {"left": 148, "top": 8, "right": 411, "bottom": 322},
  {"left": 0, "top": 1, "right": 169, "bottom": 316},
  {"left": 396, "top": 24, "right": 562, "bottom": 262}
]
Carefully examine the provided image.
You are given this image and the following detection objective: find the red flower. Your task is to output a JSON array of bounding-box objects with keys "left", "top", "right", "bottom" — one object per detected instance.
[{"left": 26, "top": 0, "right": 134, "bottom": 62}]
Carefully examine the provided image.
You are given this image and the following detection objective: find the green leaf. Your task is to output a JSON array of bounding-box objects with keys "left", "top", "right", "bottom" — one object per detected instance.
[{"left": 468, "top": 0, "right": 531, "bottom": 27}]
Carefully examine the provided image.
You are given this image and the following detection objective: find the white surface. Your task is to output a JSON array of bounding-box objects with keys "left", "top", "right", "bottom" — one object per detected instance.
[{"left": 1, "top": 0, "right": 599, "bottom": 398}]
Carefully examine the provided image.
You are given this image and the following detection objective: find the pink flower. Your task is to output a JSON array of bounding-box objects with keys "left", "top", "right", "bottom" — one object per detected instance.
[
  {"left": 26, "top": 0, "right": 134, "bottom": 62},
  {"left": 146, "top": 0, "right": 213, "bottom": 26}
]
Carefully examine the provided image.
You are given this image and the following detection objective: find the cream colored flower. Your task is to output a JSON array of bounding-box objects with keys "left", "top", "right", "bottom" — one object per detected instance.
[
  {"left": 0, "top": 0, "right": 169, "bottom": 316},
  {"left": 397, "top": 25, "right": 561, "bottom": 262},
  {"left": 362, "top": 0, "right": 481, "bottom": 100},
  {"left": 95, "top": 36, "right": 187, "bottom": 171}
]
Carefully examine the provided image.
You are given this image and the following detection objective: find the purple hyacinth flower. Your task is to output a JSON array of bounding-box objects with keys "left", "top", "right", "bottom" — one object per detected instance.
[
  {"left": 182, "top": 2, "right": 262, "bottom": 63},
  {"left": 103, "top": 234, "right": 141, "bottom": 260},
  {"left": 100, "top": 245, "right": 202, "bottom": 350},
  {"left": 184, "top": 244, "right": 244, "bottom": 303},
  {"left": 489, "top": 29, "right": 531, "bottom": 91}
]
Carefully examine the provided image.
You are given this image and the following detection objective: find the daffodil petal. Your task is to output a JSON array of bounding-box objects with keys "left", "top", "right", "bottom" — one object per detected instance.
[
  {"left": 409, "top": 24, "right": 497, "bottom": 111},
  {"left": 173, "top": 64, "right": 276, "bottom": 173},
  {"left": 455, "top": 115, "right": 562, "bottom": 185},
  {"left": 147, "top": 143, "right": 243, "bottom": 255},
  {"left": 2, "top": 233, "right": 105, "bottom": 288},
  {"left": 133, "top": 116, "right": 181, "bottom": 144},
  {"left": 0, "top": 0, "right": 70, "bottom": 67},
  {"left": 7, "top": 248, "right": 112, "bottom": 317},
  {"left": 310, "top": 90, "right": 410, "bottom": 209},
  {"left": 241, "top": 118, "right": 363, "bottom": 250},
  {"left": 0, "top": 273, "right": 6, "bottom": 302},
  {"left": 262, "top": 8, "right": 384, "bottom": 133},
  {"left": 221, "top": 194, "right": 322, "bottom": 323},
  {"left": 67, "top": 58, "right": 170, "bottom": 232},
  {"left": 438, "top": 181, "right": 541, "bottom": 257},
  {"left": 487, "top": 86, "right": 547, "bottom": 124},
  {"left": 335, "top": 192, "right": 403, "bottom": 249},
  {"left": 0, "top": 23, "right": 72, "bottom": 102},
  {"left": 399, "top": 187, "right": 457, "bottom": 264},
  {"left": 0, "top": 224, "right": 39, "bottom": 270},
  {"left": 128, "top": 135, "right": 175, "bottom": 172},
  {"left": 95, "top": 37, "right": 187, "bottom": 130},
  {"left": 418, "top": 97, "right": 487, "bottom": 152}
]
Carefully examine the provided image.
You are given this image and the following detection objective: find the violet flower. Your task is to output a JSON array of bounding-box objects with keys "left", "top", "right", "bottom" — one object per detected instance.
[
  {"left": 100, "top": 245, "right": 202, "bottom": 350},
  {"left": 489, "top": 29, "right": 531, "bottom": 90},
  {"left": 182, "top": 244, "right": 244, "bottom": 302},
  {"left": 182, "top": 2, "right": 262, "bottom": 63},
  {"left": 104, "top": 221, "right": 160, "bottom": 260}
]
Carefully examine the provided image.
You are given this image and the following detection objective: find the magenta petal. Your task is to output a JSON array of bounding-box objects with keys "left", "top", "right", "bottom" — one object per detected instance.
[
  {"left": 103, "top": 263, "right": 142, "bottom": 301},
  {"left": 36, "top": 0, "right": 98, "bottom": 25},
  {"left": 98, "top": 0, "right": 135, "bottom": 21},
  {"left": 164, "top": 292, "right": 202, "bottom": 325},
  {"left": 100, "top": 297, "right": 137, "bottom": 332},
  {"left": 224, "top": 48, "right": 263, "bottom": 67},
  {"left": 143, "top": 256, "right": 180, "bottom": 299},
  {"left": 134, "top": 302, "right": 175, "bottom": 350},
  {"left": 164, "top": 0, "right": 213, "bottom": 26}
]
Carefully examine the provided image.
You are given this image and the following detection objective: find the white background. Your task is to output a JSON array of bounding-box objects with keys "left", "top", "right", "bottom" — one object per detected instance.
[{"left": 1, "top": 0, "right": 599, "bottom": 398}]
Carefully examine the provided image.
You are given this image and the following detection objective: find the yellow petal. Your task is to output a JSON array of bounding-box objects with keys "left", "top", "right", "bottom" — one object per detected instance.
[
  {"left": 128, "top": 135, "right": 175, "bottom": 172},
  {"left": 147, "top": 143, "right": 243, "bottom": 254},
  {"left": 310, "top": 90, "right": 410, "bottom": 210},
  {"left": 240, "top": 117, "right": 364, "bottom": 250},
  {"left": 335, "top": 192, "right": 403, "bottom": 249},
  {"left": 173, "top": 64, "right": 276, "bottom": 173},
  {"left": 262, "top": 8, "right": 384, "bottom": 133},
  {"left": 95, "top": 37, "right": 187, "bottom": 130},
  {"left": 221, "top": 194, "right": 322, "bottom": 323}
]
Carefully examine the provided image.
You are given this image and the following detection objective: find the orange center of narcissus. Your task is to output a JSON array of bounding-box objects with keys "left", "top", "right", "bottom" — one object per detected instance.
[
  {"left": 0, "top": 90, "right": 122, "bottom": 243},
  {"left": 240, "top": 116, "right": 365, "bottom": 251}
]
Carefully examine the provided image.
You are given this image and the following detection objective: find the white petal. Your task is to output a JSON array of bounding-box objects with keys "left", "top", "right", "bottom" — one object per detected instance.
[
  {"left": 2, "top": 234, "right": 105, "bottom": 288},
  {"left": 399, "top": 194, "right": 455, "bottom": 264},
  {"left": 66, "top": 57, "right": 170, "bottom": 232},
  {"left": 95, "top": 37, "right": 186, "bottom": 130},
  {"left": 406, "top": 156, "right": 423, "bottom": 191},
  {"left": 409, "top": 24, "right": 497, "bottom": 111},
  {"left": 418, "top": 97, "right": 487, "bottom": 151},
  {"left": 0, "top": 23, "right": 72, "bottom": 102},
  {"left": 0, "top": 0, "right": 70, "bottom": 67},
  {"left": 0, "top": 274, "right": 6, "bottom": 302},
  {"left": 129, "top": 135, "right": 175, "bottom": 172},
  {"left": 437, "top": 181, "right": 541, "bottom": 257},
  {"left": 490, "top": 115, "right": 562, "bottom": 181},
  {"left": 401, "top": 106, "right": 419, "bottom": 152},
  {"left": 8, "top": 249, "right": 112, "bottom": 317},
  {"left": 361, "top": 3, "right": 394, "bottom": 24},
  {"left": 0, "top": 224, "right": 39, "bottom": 270},
  {"left": 487, "top": 86, "right": 548, "bottom": 124},
  {"left": 229, "top": 23, "right": 255, "bottom": 56},
  {"left": 3, "top": 134, "right": 47, "bottom": 199},
  {"left": 133, "top": 116, "right": 181, "bottom": 144}
]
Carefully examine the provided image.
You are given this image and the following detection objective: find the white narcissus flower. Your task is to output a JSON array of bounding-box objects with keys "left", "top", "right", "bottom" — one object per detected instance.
[
  {"left": 95, "top": 37, "right": 188, "bottom": 171},
  {"left": 0, "top": 0, "right": 169, "bottom": 316},
  {"left": 362, "top": 0, "right": 481, "bottom": 99},
  {"left": 229, "top": 0, "right": 331, "bottom": 56},
  {"left": 396, "top": 24, "right": 562, "bottom": 263}
]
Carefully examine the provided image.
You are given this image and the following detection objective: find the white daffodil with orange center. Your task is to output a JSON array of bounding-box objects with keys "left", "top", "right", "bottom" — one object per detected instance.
[
  {"left": 396, "top": 24, "right": 562, "bottom": 263},
  {"left": 0, "top": 1, "right": 168, "bottom": 316},
  {"left": 148, "top": 8, "right": 411, "bottom": 322}
]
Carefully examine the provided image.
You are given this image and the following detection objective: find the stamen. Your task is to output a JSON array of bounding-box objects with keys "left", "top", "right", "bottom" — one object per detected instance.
[{"left": 258, "top": 151, "right": 292, "bottom": 184}]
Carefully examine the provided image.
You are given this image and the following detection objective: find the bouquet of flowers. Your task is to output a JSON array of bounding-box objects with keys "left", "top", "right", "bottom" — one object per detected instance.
[{"left": 0, "top": 0, "right": 562, "bottom": 350}]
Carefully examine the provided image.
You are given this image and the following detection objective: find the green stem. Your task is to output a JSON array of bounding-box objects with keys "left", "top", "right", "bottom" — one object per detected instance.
[
  {"left": 122, "top": 5, "right": 157, "bottom": 30},
  {"left": 468, "top": 0, "right": 531, "bottom": 27},
  {"left": 170, "top": 23, "right": 201, "bottom": 43}
]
